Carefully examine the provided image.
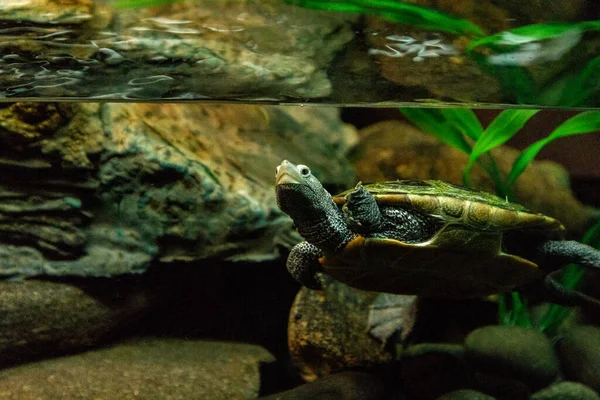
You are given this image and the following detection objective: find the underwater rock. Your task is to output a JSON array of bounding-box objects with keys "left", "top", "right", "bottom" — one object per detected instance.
[
  {"left": 100, "top": 103, "right": 356, "bottom": 265},
  {"left": 437, "top": 389, "right": 496, "bottom": 400},
  {"left": 465, "top": 326, "right": 559, "bottom": 390},
  {"left": 531, "top": 381, "right": 600, "bottom": 400},
  {"left": 259, "top": 371, "right": 386, "bottom": 400},
  {"left": 365, "top": 20, "right": 502, "bottom": 103},
  {"left": 0, "top": 102, "right": 355, "bottom": 279},
  {"left": 0, "top": 0, "right": 94, "bottom": 25},
  {"left": 0, "top": 278, "right": 158, "bottom": 366},
  {"left": 287, "top": 277, "right": 415, "bottom": 381},
  {"left": 0, "top": 338, "right": 274, "bottom": 399},
  {"left": 352, "top": 120, "right": 599, "bottom": 236},
  {"left": 399, "top": 343, "right": 473, "bottom": 400},
  {"left": 471, "top": 371, "right": 531, "bottom": 400},
  {"left": 557, "top": 325, "right": 600, "bottom": 392}
]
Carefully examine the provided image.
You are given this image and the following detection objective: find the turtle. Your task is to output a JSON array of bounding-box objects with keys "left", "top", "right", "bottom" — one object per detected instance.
[{"left": 275, "top": 159, "right": 600, "bottom": 338}]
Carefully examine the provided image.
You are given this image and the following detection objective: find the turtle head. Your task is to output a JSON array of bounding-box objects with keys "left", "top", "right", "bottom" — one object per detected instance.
[
  {"left": 276, "top": 160, "right": 352, "bottom": 253},
  {"left": 276, "top": 160, "right": 331, "bottom": 219}
]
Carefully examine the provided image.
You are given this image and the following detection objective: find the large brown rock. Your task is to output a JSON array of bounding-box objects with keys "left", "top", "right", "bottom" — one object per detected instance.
[
  {"left": 288, "top": 277, "right": 416, "bottom": 381},
  {"left": 0, "top": 338, "right": 274, "bottom": 400},
  {"left": 557, "top": 325, "right": 600, "bottom": 392},
  {"left": 0, "top": 278, "right": 158, "bottom": 366}
]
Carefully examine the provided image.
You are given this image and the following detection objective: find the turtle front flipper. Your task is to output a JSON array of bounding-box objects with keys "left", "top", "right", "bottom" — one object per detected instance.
[
  {"left": 287, "top": 241, "right": 326, "bottom": 289},
  {"left": 342, "top": 183, "right": 382, "bottom": 231}
]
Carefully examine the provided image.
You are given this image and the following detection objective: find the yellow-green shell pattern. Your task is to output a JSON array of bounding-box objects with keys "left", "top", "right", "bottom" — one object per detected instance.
[{"left": 323, "top": 180, "right": 566, "bottom": 298}]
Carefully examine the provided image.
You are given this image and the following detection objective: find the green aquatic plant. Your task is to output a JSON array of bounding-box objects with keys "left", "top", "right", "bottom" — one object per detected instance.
[{"left": 400, "top": 108, "right": 600, "bottom": 332}]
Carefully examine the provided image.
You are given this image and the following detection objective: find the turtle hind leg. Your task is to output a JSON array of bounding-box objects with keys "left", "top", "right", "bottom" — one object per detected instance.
[
  {"left": 544, "top": 272, "right": 600, "bottom": 309},
  {"left": 342, "top": 183, "right": 382, "bottom": 231},
  {"left": 287, "top": 241, "right": 325, "bottom": 289},
  {"left": 520, "top": 271, "right": 600, "bottom": 310},
  {"left": 530, "top": 240, "right": 600, "bottom": 310},
  {"left": 536, "top": 240, "right": 600, "bottom": 270}
]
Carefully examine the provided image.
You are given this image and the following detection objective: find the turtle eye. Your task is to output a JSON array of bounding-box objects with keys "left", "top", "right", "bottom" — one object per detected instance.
[
  {"left": 298, "top": 165, "right": 311, "bottom": 177},
  {"left": 275, "top": 165, "right": 280, "bottom": 177}
]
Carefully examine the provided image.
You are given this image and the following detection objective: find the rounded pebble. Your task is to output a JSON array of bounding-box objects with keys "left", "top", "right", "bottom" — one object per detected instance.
[
  {"left": 437, "top": 389, "right": 496, "bottom": 400},
  {"left": 531, "top": 381, "right": 600, "bottom": 400},
  {"left": 557, "top": 325, "right": 600, "bottom": 392},
  {"left": 259, "top": 371, "right": 385, "bottom": 400},
  {"left": 465, "top": 325, "right": 559, "bottom": 389}
]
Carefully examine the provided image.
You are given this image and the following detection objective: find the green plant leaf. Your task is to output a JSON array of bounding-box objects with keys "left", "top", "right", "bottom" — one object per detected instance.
[
  {"left": 439, "top": 109, "right": 483, "bottom": 140},
  {"left": 462, "top": 110, "right": 538, "bottom": 186},
  {"left": 498, "top": 292, "right": 532, "bottom": 328},
  {"left": 508, "top": 111, "right": 600, "bottom": 185},
  {"left": 401, "top": 108, "right": 509, "bottom": 197},
  {"left": 400, "top": 108, "right": 472, "bottom": 154},
  {"left": 284, "top": 0, "right": 484, "bottom": 36}
]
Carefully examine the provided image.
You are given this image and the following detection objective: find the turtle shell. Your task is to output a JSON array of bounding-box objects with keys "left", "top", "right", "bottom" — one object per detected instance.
[
  {"left": 323, "top": 180, "right": 566, "bottom": 298},
  {"left": 333, "top": 180, "right": 565, "bottom": 237}
]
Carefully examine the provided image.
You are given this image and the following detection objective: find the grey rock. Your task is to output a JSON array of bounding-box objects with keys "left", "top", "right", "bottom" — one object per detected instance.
[
  {"left": 531, "top": 381, "right": 600, "bottom": 400},
  {"left": 260, "top": 371, "right": 385, "bottom": 400},
  {"left": 557, "top": 325, "right": 600, "bottom": 392},
  {"left": 465, "top": 326, "right": 559, "bottom": 389},
  {"left": 0, "top": 102, "right": 356, "bottom": 279},
  {"left": 437, "top": 389, "right": 496, "bottom": 400},
  {"left": 0, "top": 338, "right": 274, "bottom": 400}
]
